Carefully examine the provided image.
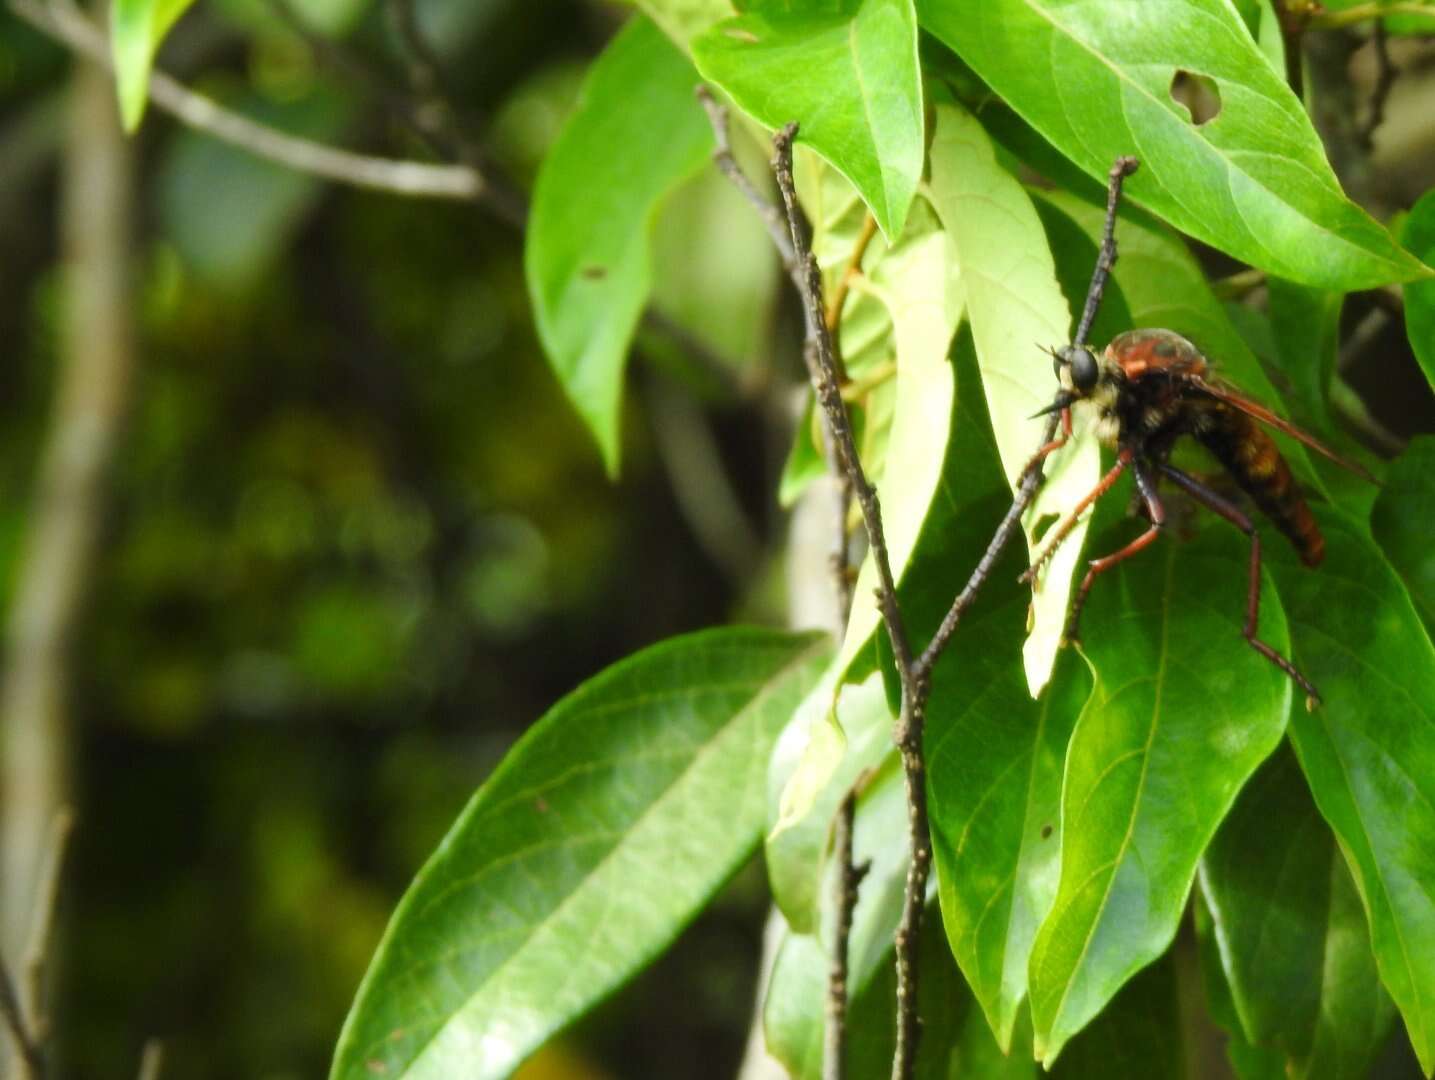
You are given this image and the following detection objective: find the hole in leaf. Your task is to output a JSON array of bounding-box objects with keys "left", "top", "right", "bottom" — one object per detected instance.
[
  {"left": 1032, "top": 512, "right": 1059, "bottom": 544},
  {"left": 1169, "top": 70, "right": 1222, "bottom": 126}
]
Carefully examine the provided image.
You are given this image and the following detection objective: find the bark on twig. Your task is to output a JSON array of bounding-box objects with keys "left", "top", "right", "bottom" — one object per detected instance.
[{"left": 824, "top": 789, "right": 869, "bottom": 1080}]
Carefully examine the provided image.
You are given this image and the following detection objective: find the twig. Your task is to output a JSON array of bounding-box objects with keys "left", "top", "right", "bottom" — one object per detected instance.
[
  {"left": 696, "top": 87, "right": 796, "bottom": 271},
  {"left": 771, "top": 124, "right": 929, "bottom": 1080},
  {"left": 825, "top": 213, "right": 878, "bottom": 335},
  {"left": 917, "top": 157, "right": 1139, "bottom": 680},
  {"left": 824, "top": 789, "right": 869, "bottom": 1080},
  {"left": 1308, "top": 2, "right": 1435, "bottom": 29},
  {"left": 10, "top": 0, "right": 484, "bottom": 201},
  {"left": 1360, "top": 21, "right": 1397, "bottom": 147},
  {"left": 22, "top": 809, "right": 73, "bottom": 1045}
]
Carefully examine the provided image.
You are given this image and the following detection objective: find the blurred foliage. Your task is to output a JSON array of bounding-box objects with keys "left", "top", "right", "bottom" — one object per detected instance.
[{"left": 0, "top": 0, "right": 779, "bottom": 1075}]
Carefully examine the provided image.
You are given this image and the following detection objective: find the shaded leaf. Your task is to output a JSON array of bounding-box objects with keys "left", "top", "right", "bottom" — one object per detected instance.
[
  {"left": 920, "top": 0, "right": 1430, "bottom": 289},
  {"left": 1200, "top": 743, "right": 1395, "bottom": 1078},
  {"left": 1195, "top": 894, "right": 1289, "bottom": 1080},
  {"left": 1371, "top": 436, "right": 1435, "bottom": 635},
  {"left": 330, "top": 627, "right": 830, "bottom": 1080},
  {"left": 525, "top": 16, "right": 712, "bottom": 475},
  {"left": 925, "top": 101, "right": 1098, "bottom": 696},
  {"left": 1027, "top": 525, "right": 1291, "bottom": 1065},
  {"left": 1402, "top": 190, "right": 1435, "bottom": 390},
  {"left": 1270, "top": 509, "right": 1435, "bottom": 1075},
  {"left": 110, "top": 0, "right": 195, "bottom": 130},
  {"left": 693, "top": 0, "right": 924, "bottom": 239}
]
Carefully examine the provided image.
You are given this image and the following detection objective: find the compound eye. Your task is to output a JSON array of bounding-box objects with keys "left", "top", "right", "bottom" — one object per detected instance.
[{"left": 1070, "top": 348, "right": 1099, "bottom": 392}]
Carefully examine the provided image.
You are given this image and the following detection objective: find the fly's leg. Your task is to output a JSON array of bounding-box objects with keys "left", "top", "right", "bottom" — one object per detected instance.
[
  {"left": 1158, "top": 463, "right": 1321, "bottom": 707},
  {"left": 1021, "top": 446, "right": 1131, "bottom": 585},
  {"left": 1063, "top": 459, "right": 1165, "bottom": 644}
]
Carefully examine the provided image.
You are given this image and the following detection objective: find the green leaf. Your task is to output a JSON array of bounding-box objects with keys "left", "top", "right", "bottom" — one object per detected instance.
[
  {"left": 1230, "top": 0, "right": 1287, "bottom": 75},
  {"left": 1047, "top": 953, "right": 1186, "bottom": 1079},
  {"left": 925, "top": 102, "right": 1099, "bottom": 696},
  {"left": 1200, "top": 743, "right": 1395, "bottom": 1078},
  {"left": 1371, "top": 437, "right": 1435, "bottom": 635},
  {"left": 1032, "top": 190, "right": 1324, "bottom": 492},
  {"left": 1269, "top": 509, "right": 1435, "bottom": 1075},
  {"left": 1402, "top": 190, "right": 1435, "bottom": 389},
  {"left": 693, "top": 0, "right": 924, "bottom": 239},
  {"left": 1027, "top": 525, "right": 1291, "bottom": 1066},
  {"left": 110, "top": 0, "right": 195, "bottom": 130},
  {"left": 919, "top": 0, "right": 1431, "bottom": 289},
  {"left": 1195, "top": 894, "right": 1289, "bottom": 1080},
  {"left": 930, "top": 648, "right": 1090, "bottom": 1050},
  {"left": 634, "top": 0, "right": 735, "bottom": 50},
  {"left": 330, "top": 627, "right": 830, "bottom": 1080},
  {"left": 525, "top": 16, "right": 713, "bottom": 475}
]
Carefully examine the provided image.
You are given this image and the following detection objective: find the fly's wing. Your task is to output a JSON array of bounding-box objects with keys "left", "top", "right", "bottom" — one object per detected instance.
[{"left": 1193, "top": 375, "right": 1379, "bottom": 484}]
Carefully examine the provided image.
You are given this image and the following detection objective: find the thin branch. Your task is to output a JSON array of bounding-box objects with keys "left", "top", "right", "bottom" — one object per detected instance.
[
  {"left": 0, "top": 959, "right": 43, "bottom": 1079},
  {"left": 696, "top": 87, "right": 797, "bottom": 271},
  {"left": 22, "top": 809, "right": 73, "bottom": 1045},
  {"left": 770, "top": 124, "right": 929, "bottom": 1080},
  {"left": 10, "top": 0, "right": 484, "bottom": 201},
  {"left": 824, "top": 789, "right": 869, "bottom": 1080},
  {"left": 1308, "top": 1, "right": 1435, "bottom": 28},
  {"left": 1360, "top": 21, "right": 1397, "bottom": 147},
  {"left": 1073, "top": 156, "right": 1140, "bottom": 349}
]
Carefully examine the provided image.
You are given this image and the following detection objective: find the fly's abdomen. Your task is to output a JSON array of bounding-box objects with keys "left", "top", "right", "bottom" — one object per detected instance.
[{"left": 1195, "top": 404, "right": 1325, "bottom": 567}]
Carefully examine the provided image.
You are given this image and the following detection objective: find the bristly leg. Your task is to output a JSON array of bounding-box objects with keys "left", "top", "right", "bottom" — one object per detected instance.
[
  {"left": 1158, "top": 463, "right": 1322, "bottom": 708},
  {"left": 1063, "top": 458, "right": 1165, "bottom": 643}
]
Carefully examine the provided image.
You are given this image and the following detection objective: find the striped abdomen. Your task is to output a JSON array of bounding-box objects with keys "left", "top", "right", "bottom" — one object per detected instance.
[{"left": 1195, "top": 403, "right": 1325, "bottom": 567}]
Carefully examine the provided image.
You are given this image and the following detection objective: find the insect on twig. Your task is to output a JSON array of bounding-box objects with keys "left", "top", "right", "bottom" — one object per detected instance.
[{"left": 1021, "top": 163, "right": 1376, "bottom": 708}]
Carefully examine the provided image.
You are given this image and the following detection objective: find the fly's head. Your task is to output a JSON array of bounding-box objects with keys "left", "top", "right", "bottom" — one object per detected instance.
[
  {"left": 1039, "top": 343, "right": 1125, "bottom": 447},
  {"left": 1052, "top": 345, "right": 1101, "bottom": 399}
]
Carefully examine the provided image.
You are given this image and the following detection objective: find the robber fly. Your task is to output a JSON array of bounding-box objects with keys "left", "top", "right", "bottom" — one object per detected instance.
[{"left": 1022, "top": 327, "right": 1374, "bottom": 707}]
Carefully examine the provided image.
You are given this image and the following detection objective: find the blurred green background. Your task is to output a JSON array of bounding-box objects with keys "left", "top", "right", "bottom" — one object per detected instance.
[{"left": 0, "top": 0, "right": 791, "bottom": 1074}]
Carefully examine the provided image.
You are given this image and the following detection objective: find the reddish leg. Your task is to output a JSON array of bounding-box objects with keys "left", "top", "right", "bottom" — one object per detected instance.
[
  {"left": 1158, "top": 464, "right": 1321, "bottom": 706},
  {"left": 1022, "top": 405, "right": 1075, "bottom": 473},
  {"left": 1022, "top": 445, "right": 1132, "bottom": 584},
  {"left": 1064, "top": 459, "right": 1165, "bottom": 643}
]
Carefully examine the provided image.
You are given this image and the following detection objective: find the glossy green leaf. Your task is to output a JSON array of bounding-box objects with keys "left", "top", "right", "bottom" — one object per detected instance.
[
  {"left": 1200, "top": 743, "right": 1395, "bottom": 1078},
  {"left": 1196, "top": 894, "right": 1289, "bottom": 1080},
  {"left": 1027, "top": 525, "right": 1291, "bottom": 1065},
  {"left": 110, "top": 0, "right": 195, "bottom": 130},
  {"left": 919, "top": 0, "right": 1431, "bottom": 289},
  {"left": 330, "top": 627, "right": 830, "bottom": 1080},
  {"left": 1402, "top": 190, "right": 1435, "bottom": 389},
  {"left": 693, "top": 0, "right": 924, "bottom": 239},
  {"left": 1269, "top": 509, "right": 1435, "bottom": 1075},
  {"left": 1371, "top": 436, "right": 1435, "bottom": 635},
  {"left": 1033, "top": 190, "right": 1323, "bottom": 492},
  {"left": 926, "top": 101, "right": 1098, "bottom": 696},
  {"left": 930, "top": 646, "right": 1089, "bottom": 1050},
  {"left": 525, "top": 17, "right": 712, "bottom": 475}
]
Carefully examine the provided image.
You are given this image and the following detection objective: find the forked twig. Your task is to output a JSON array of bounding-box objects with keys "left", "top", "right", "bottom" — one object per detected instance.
[{"left": 710, "top": 99, "right": 1138, "bottom": 1079}]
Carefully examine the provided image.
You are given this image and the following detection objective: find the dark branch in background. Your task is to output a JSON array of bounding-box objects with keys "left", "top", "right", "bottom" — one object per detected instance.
[
  {"left": 824, "top": 788, "right": 869, "bottom": 1080},
  {"left": 1, "top": 808, "right": 73, "bottom": 1080},
  {"left": 1360, "top": 21, "right": 1397, "bottom": 148},
  {"left": 10, "top": 0, "right": 483, "bottom": 199}
]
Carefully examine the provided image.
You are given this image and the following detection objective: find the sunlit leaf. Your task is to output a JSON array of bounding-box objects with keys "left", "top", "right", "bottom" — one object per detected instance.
[
  {"left": 920, "top": 0, "right": 1431, "bottom": 289},
  {"left": 693, "top": 0, "right": 924, "bottom": 239},
  {"left": 925, "top": 101, "right": 1098, "bottom": 695},
  {"left": 1270, "top": 510, "right": 1435, "bottom": 1075},
  {"left": 1371, "top": 436, "right": 1435, "bottom": 635},
  {"left": 1027, "top": 525, "right": 1290, "bottom": 1066},
  {"left": 1402, "top": 190, "right": 1435, "bottom": 390},
  {"left": 525, "top": 16, "right": 712, "bottom": 475},
  {"left": 330, "top": 627, "right": 830, "bottom": 1080},
  {"left": 111, "top": 0, "right": 195, "bottom": 130},
  {"left": 1201, "top": 744, "right": 1395, "bottom": 1078}
]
